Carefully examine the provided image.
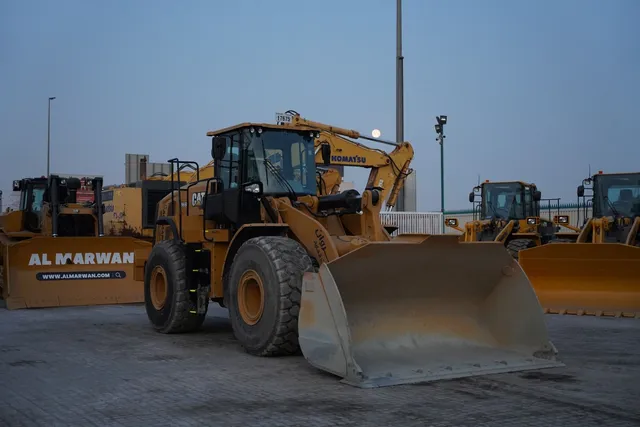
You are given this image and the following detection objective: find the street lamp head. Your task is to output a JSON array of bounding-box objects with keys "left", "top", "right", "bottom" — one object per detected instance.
[
  {"left": 436, "top": 115, "right": 447, "bottom": 125},
  {"left": 49, "top": 97, "right": 56, "bottom": 101},
  {"left": 434, "top": 123, "right": 442, "bottom": 134}
]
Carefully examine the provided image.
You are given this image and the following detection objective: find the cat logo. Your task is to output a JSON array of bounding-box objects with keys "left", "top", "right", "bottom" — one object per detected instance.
[{"left": 191, "top": 191, "right": 205, "bottom": 207}]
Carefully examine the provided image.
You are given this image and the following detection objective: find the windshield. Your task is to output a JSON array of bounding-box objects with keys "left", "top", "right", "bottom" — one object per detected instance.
[
  {"left": 31, "top": 188, "right": 44, "bottom": 211},
  {"left": 246, "top": 129, "right": 316, "bottom": 196},
  {"left": 19, "top": 183, "right": 45, "bottom": 212},
  {"left": 481, "top": 182, "right": 525, "bottom": 219},
  {"left": 216, "top": 128, "right": 317, "bottom": 197},
  {"left": 593, "top": 173, "right": 640, "bottom": 218}
]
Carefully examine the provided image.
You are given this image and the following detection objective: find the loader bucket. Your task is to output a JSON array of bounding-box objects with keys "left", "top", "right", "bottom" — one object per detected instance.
[
  {"left": 518, "top": 242, "right": 640, "bottom": 318},
  {"left": 298, "top": 234, "right": 563, "bottom": 388},
  {"left": 1, "top": 235, "right": 151, "bottom": 310}
]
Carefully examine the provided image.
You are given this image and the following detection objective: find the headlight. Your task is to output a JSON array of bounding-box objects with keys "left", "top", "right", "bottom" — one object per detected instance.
[
  {"left": 445, "top": 218, "right": 458, "bottom": 227},
  {"left": 554, "top": 215, "right": 569, "bottom": 224},
  {"left": 526, "top": 217, "right": 538, "bottom": 225}
]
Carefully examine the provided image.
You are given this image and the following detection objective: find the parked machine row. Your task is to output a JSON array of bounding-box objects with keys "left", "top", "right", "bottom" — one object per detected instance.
[
  {"left": 2, "top": 111, "right": 636, "bottom": 388},
  {"left": 444, "top": 173, "right": 640, "bottom": 318}
]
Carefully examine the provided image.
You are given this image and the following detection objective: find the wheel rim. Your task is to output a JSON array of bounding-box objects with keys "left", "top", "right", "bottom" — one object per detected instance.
[
  {"left": 238, "top": 270, "right": 265, "bottom": 325},
  {"left": 150, "top": 265, "right": 168, "bottom": 310}
]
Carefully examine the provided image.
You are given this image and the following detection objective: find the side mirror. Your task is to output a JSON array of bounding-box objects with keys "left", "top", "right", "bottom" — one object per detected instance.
[
  {"left": 12, "top": 180, "right": 22, "bottom": 191},
  {"left": 533, "top": 190, "right": 542, "bottom": 201},
  {"left": 577, "top": 185, "right": 584, "bottom": 197},
  {"left": 468, "top": 192, "right": 474, "bottom": 203},
  {"left": 321, "top": 143, "right": 331, "bottom": 166},
  {"left": 211, "top": 136, "right": 228, "bottom": 161},
  {"left": 243, "top": 181, "right": 263, "bottom": 196}
]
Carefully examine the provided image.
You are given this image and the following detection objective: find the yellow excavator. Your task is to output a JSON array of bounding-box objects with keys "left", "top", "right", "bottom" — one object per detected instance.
[
  {"left": 0, "top": 174, "right": 150, "bottom": 309},
  {"left": 445, "top": 180, "right": 575, "bottom": 259},
  {"left": 519, "top": 170, "right": 640, "bottom": 318},
  {"left": 132, "top": 112, "right": 562, "bottom": 388}
]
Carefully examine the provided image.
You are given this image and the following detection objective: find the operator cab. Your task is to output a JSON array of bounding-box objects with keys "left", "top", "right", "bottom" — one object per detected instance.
[
  {"left": 203, "top": 124, "right": 361, "bottom": 229},
  {"left": 204, "top": 125, "right": 317, "bottom": 227},
  {"left": 472, "top": 181, "right": 541, "bottom": 221},
  {"left": 12, "top": 175, "right": 103, "bottom": 236},
  {"left": 13, "top": 177, "right": 48, "bottom": 232},
  {"left": 589, "top": 172, "right": 640, "bottom": 219}
]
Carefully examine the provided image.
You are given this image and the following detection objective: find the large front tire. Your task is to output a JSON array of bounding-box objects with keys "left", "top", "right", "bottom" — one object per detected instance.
[
  {"left": 144, "top": 240, "right": 208, "bottom": 333},
  {"left": 227, "top": 236, "right": 314, "bottom": 357}
]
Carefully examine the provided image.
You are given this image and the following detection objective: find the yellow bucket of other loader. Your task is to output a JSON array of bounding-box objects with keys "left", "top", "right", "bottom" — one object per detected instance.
[
  {"left": 1, "top": 235, "right": 151, "bottom": 310},
  {"left": 518, "top": 242, "right": 640, "bottom": 318},
  {"left": 298, "top": 234, "right": 563, "bottom": 388}
]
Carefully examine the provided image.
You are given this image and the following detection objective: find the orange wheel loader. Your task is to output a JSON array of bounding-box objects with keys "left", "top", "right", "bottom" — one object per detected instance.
[
  {"left": 0, "top": 175, "right": 150, "bottom": 309},
  {"left": 519, "top": 171, "right": 640, "bottom": 318},
  {"left": 132, "top": 113, "right": 563, "bottom": 388}
]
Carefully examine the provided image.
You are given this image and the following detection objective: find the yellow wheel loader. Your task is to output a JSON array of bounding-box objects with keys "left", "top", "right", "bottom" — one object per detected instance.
[
  {"left": 0, "top": 175, "right": 150, "bottom": 309},
  {"left": 519, "top": 171, "right": 640, "bottom": 318},
  {"left": 133, "top": 114, "right": 562, "bottom": 388},
  {"left": 445, "top": 180, "right": 574, "bottom": 259}
]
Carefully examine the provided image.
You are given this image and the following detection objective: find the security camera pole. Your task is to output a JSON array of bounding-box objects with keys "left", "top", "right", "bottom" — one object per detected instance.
[
  {"left": 435, "top": 115, "right": 447, "bottom": 233},
  {"left": 47, "top": 96, "right": 56, "bottom": 177}
]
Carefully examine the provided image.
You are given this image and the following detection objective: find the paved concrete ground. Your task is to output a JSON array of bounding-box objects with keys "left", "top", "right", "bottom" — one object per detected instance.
[{"left": 0, "top": 304, "right": 639, "bottom": 427}]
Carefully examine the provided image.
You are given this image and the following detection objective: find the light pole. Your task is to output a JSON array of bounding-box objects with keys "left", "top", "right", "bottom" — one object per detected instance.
[
  {"left": 435, "top": 115, "right": 447, "bottom": 233},
  {"left": 395, "top": 0, "right": 406, "bottom": 211},
  {"left": 47, "top": 96, "right": 56, "bottom": 177}
]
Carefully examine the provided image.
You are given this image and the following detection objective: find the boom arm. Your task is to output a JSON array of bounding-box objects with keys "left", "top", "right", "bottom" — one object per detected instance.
[{"left": 287, "top": 114, "right": 414, "bottom": 210}]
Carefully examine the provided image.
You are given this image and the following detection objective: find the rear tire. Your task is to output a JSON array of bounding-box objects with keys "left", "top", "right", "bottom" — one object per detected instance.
[
  {"left": 144, "top": 240, "right": 208, "bottom": 333},
  {"left": 227, "top": 236, "right": 314, "bottom": 357},
  {"left": 506, "top": 238, "right": 537, "bottom": 260}
]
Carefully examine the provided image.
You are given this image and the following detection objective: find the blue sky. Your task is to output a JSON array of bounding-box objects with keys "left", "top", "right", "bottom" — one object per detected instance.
[{"left": 1, "top": 0, "right": 639, "bottom": 211}]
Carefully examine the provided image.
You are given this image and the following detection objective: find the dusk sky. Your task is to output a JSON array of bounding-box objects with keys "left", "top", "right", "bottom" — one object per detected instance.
[{"left": 2, "top": 0, "right": 639, "bottom": 211}]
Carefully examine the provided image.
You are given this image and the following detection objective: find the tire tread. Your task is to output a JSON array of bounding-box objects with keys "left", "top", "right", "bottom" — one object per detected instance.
[{"left": 231, "top": 236, "right": 313, "bottom": 357}]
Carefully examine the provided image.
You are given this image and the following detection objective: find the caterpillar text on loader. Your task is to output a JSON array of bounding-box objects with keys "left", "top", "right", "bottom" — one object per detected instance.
[
  {"left": 134, "top": 113, "right": 562, "bottom": 388},
  {"left": 519, "top": 171, "right": 640, "bottom": 318},
  {"left": 445, "top": 180, "right": 576, "bottom": 259},
  {"left": 0, "top": 174, "right": 150, "bottom": 309}
]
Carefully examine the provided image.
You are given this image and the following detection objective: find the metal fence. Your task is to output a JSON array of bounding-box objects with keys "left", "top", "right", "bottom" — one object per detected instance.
[
  {"left": 380, "top": 212, "right": 443, "bottom": 236},
  {"left": 381, "top": 203, "right": 590, "bottom": 236}
]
